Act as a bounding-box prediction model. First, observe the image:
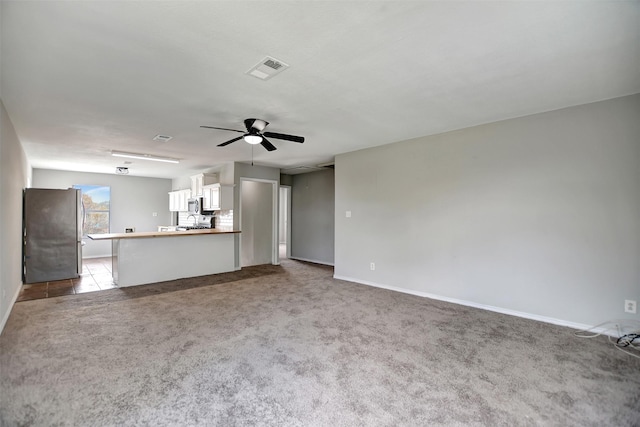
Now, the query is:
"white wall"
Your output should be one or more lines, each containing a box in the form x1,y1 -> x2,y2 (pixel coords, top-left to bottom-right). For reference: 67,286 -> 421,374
0,100 -> 32,332
335,94 -> 640,328
291,169 -> 335,265
33,169 -> 172,258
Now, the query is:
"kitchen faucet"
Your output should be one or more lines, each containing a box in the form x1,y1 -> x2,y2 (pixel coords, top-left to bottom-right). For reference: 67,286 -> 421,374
187,214 -> 198,226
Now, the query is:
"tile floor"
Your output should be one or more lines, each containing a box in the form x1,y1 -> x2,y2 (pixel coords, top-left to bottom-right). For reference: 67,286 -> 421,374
18,257 -> 117,302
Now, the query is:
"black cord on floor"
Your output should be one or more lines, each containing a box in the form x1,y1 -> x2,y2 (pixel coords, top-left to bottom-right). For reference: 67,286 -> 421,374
574,320 -> 640,359
616,333 -> 640,347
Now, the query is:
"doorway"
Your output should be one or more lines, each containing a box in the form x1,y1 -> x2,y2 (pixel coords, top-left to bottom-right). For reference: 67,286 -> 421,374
239,178 -> 278,267
279,186 -> 291,260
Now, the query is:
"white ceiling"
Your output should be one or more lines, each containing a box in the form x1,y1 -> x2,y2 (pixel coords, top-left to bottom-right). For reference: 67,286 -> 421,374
2,1 -> 639,179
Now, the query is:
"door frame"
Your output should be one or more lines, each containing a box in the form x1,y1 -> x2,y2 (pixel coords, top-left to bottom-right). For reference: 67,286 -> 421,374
239,177 -> 279,266
279,185 -> 292,259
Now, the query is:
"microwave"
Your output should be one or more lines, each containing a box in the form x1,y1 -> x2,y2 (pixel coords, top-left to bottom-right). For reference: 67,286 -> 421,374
187,197 -> 201,214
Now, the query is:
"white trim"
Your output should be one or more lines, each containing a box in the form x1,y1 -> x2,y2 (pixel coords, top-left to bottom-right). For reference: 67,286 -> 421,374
279,185 -> 292,259
333,275 -> 609,334
291,257 -> 335,267
0,282 -> 22,334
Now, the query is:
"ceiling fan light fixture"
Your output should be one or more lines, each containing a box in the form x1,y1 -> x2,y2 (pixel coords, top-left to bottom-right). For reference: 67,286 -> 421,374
243,134 -> 263,145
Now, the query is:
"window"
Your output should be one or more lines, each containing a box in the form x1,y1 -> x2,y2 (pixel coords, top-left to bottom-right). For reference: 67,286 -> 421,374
74,185 -> 110,235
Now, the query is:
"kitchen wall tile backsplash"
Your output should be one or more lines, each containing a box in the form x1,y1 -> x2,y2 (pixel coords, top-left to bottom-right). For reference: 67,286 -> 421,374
216,210 -> 233,230
177,209 -> 233,229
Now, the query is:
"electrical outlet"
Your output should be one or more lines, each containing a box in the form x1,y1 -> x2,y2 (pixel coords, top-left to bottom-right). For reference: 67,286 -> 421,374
370,262 -> 375,271
625,300 -> 637,314
152,212 -> 158,217
346,211 -> 352,218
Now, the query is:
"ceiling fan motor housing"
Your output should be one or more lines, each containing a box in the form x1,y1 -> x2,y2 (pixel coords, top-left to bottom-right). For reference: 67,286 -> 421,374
245,118 -> 268,132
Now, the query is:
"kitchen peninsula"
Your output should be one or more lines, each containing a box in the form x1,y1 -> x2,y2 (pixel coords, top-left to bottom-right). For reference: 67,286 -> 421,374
88,229 -> 240,287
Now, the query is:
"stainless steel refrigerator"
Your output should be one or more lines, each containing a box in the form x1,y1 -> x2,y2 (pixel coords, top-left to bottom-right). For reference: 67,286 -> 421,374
23,188 -> 82,283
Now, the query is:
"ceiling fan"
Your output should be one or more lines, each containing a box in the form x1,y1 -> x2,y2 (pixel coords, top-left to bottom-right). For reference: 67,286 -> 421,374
200,118 -> 304,152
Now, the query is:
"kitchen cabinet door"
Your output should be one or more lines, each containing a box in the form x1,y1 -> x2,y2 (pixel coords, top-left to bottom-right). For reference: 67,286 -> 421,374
169,191 -> 179,211
202,186 -> 211,210
202,184 -> 219,210
202,184 -> 233,210
169,189 -> 191,212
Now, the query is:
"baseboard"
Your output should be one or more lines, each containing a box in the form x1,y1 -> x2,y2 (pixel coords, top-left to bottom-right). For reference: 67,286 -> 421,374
289,257 -> 334,267
333,274 -> 616,335
0,282 -> 22,334
82,254 -> 112,259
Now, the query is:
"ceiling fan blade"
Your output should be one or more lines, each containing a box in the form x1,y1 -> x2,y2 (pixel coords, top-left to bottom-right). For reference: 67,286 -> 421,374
201,125 -> 244,133
263,132 -> 304,143
260,137 -> 277,152
217,136 -> 244,147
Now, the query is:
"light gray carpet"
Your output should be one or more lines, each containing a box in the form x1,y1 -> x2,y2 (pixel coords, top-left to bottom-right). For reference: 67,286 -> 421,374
1,259 -> 639,426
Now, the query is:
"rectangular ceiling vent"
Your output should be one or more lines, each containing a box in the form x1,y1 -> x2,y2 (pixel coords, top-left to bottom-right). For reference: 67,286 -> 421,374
247,56 -> 290,81
153,135 -> 173,142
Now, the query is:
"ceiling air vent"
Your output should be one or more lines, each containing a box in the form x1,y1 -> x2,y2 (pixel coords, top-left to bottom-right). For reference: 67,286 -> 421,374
153,135 -> 173,142
247,56 -> 290,81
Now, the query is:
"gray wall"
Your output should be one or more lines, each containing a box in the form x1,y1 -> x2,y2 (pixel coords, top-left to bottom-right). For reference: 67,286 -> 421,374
335,94 -> 640,328
33,169 -> 172,258
280,174 -> 293,186
291,169 -> 335,265
1,100 -> 32,332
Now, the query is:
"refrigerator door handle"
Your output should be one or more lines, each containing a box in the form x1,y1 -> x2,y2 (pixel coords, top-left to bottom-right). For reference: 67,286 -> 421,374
78,192 -> 85,242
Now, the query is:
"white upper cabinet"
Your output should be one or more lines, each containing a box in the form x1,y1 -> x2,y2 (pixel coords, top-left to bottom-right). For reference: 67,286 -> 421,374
190,173 -> 217,197
168,189 -> 191,212
202,183 -> 233,211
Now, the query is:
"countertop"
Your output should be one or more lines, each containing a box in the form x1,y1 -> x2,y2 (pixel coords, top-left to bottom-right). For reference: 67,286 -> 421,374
87,228 -> 240,240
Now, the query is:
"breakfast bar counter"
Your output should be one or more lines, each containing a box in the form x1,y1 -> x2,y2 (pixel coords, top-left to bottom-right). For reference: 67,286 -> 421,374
88,229 -> 240,287
89,228 -> 240,240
